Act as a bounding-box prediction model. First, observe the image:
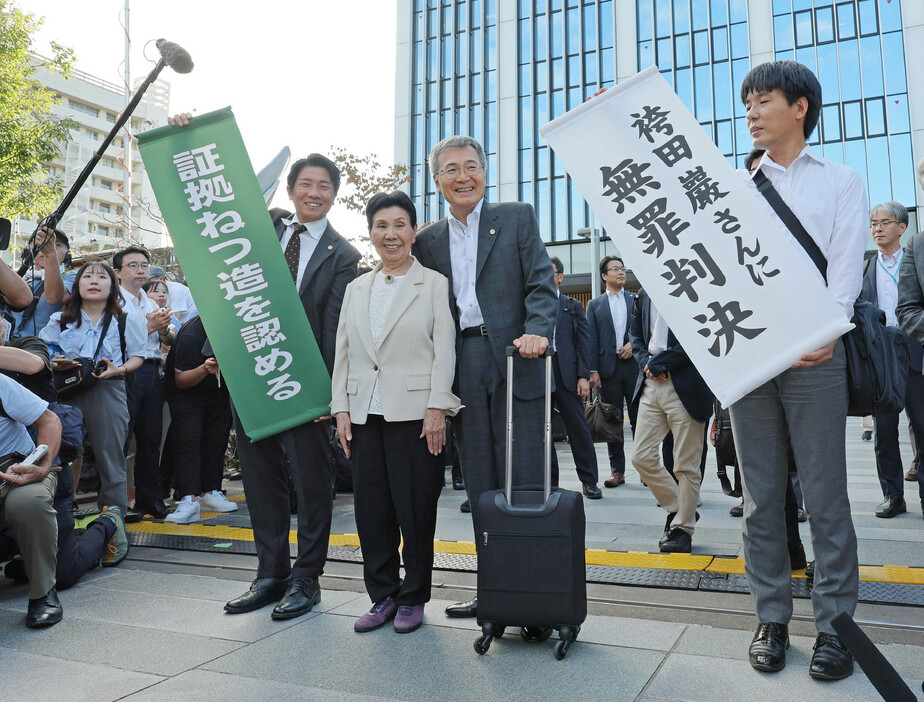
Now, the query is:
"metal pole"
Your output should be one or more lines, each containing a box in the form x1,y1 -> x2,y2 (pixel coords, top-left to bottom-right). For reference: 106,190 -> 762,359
123,0 -> 133,240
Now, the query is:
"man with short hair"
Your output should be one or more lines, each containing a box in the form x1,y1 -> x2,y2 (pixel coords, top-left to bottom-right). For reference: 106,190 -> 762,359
586,255 -> 638,487
549,256 -> 600,498
860,201 -> 922,519
895,155 -> 924,521
114,246 -> 174,520
731,61 -> 867,681
413,135 -> 558,621
11,227 -> 75,339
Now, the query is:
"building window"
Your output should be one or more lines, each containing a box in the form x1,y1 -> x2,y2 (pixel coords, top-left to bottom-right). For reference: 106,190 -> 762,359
69,100 -> 99,119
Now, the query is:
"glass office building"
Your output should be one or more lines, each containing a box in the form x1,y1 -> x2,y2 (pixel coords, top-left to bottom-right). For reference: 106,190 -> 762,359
395,0 -> 923,283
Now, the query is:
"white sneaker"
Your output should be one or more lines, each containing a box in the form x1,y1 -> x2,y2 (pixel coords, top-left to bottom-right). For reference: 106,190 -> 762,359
199,490 -> 238,512
165,496 -> 200,524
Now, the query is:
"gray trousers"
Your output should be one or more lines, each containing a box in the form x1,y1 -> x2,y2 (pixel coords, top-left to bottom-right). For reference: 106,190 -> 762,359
1,472 -> 58,599
72,379 -> 129,513
454,335 -> 548,543
729,343 -> 858,633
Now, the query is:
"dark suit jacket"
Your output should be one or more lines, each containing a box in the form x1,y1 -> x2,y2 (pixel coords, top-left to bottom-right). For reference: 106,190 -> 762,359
586,290 -> 636,379
270,208 -> 360,375
554,293 -> 592,393
628,290 -> 713,424
864,250 -> 923,372
412,201 -> 558,400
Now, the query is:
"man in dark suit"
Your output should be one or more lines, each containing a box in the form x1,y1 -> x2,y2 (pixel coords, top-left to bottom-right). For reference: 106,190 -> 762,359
629,290 -> 713,553
413,135 -> 558,620
223,154 -> 361,619
549,256 -> 600,498
586,256 -> 638,487
861,201 -> 923,519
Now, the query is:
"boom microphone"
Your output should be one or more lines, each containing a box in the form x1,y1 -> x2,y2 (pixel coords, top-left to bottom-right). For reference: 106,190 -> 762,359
155,39 -> 194,74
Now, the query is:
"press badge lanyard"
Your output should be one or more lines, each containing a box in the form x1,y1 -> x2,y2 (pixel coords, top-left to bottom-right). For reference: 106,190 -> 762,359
878,253 -> 901,286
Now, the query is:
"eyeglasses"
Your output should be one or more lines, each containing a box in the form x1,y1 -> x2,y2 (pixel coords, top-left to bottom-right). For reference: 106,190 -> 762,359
436,161 -> 484,179
606,265 -> 626,272
122,262 -> 150,270
870,220 -> 900,228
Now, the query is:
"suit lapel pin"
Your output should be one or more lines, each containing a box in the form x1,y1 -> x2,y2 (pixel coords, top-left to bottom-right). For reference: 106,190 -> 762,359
489,228 -> 496,236
327,245 -> 333,250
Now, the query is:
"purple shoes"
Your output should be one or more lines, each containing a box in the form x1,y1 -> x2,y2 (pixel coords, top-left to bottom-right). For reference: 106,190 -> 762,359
354,596 -> 397,632
394,604 -> 424,634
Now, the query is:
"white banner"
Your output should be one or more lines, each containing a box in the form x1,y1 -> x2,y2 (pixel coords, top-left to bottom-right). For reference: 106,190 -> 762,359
540,66 -> 853,407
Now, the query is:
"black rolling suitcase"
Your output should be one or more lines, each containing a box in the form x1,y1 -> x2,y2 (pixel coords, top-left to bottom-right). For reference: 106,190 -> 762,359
474,347 -> 587,660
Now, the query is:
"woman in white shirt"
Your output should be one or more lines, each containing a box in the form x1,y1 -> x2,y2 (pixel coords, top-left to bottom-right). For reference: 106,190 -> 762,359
41,261 -> 146,516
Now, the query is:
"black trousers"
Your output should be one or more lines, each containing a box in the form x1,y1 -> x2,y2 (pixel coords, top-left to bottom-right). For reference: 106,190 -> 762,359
352,415 -> 444,605
54,461 -> 116,590
874,370 -> 924,500
599,359 -> 638,474
551,355 -> 598,486
128,362 -> 164,505
169,393 -> 232,498
234,412 -> 332,580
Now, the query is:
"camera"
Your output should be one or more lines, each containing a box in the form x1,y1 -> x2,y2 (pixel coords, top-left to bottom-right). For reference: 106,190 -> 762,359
93,360 -> 109,376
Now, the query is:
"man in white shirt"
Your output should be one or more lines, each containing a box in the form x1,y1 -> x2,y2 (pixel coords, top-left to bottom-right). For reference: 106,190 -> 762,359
731,61 -> 867,682
114,246 -> 174,520
586,256 -> 638,486
861,202 -> 922,519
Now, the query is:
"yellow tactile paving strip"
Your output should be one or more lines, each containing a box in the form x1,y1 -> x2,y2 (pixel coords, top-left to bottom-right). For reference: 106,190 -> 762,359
124,520 -> 924,585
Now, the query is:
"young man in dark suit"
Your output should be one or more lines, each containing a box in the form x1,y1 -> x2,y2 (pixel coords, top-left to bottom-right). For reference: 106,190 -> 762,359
549,256 -> 600,498
412,135 -> 558,621
586,256 -> 638,487
170,110 -> 361,621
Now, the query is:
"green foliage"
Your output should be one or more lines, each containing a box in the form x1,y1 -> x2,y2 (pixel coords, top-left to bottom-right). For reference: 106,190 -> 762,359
0,0 -> 76,219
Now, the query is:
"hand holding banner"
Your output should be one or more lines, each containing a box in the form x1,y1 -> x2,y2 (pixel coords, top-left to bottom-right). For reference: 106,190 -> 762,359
540,67 -> 854,407
138,108 -> 332,441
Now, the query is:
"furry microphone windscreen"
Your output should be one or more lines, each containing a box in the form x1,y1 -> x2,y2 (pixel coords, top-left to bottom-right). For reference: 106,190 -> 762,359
155,39 -> 194,74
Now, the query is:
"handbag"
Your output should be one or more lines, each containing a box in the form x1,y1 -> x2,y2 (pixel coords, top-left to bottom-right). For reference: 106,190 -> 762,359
53,313 -> 124,399
584,388 -> 624,443
753,170 -> 910,416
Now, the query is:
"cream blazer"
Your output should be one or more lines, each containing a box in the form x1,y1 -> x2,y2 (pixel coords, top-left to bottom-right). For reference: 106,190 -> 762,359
330,258 -> 461,424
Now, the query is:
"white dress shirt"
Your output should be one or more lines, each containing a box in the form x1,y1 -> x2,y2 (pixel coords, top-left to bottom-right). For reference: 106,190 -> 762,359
120,287 -> 163,360
743,146 -> 868,321
166,280 -> 198,327
875,249 -> 903,328
648,300 -> 669,357
280,215 -> 327,291
606,289 -> 628,347
448,198 -> 485,330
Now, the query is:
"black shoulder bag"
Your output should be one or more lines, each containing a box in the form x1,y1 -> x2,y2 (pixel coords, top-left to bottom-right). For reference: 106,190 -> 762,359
753,170 -> 909,416
53,313 -> 124,399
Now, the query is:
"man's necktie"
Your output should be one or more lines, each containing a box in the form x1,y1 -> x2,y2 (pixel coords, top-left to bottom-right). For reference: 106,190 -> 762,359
285,223 -> 306,282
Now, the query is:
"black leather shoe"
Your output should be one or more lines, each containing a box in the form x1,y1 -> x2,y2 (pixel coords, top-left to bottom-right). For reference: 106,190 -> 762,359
452,474 -> 465,490
659,527 -> 692,553
659,511 -> 699,546
789,543 -> 807,571
521,626 -> 553,642
26,588 -> 63,629
271,577 -> 321,620
809,633 -> 853,680
875,496 -> 906,518
805,561 -> 815,580
460,498 -> 471,513
581,483 -> 602,499
445,597 -> 477,618
749,622 -> 789,672
730,502 -> 744,517
224,577 -> 289,614
133,499 -> 168,520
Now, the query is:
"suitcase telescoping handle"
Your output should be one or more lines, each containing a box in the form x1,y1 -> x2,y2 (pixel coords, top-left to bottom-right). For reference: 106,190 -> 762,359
505,345 -> 553,506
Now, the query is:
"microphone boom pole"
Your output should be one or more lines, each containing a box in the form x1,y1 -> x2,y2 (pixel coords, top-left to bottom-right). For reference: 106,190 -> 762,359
21,39 -> 193,272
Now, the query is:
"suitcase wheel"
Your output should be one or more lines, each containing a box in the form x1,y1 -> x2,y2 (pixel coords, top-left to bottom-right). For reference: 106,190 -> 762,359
553,625 -> 580,660
553,640 -> 569,660
495,626 -> 506,638
474,634 -> 492,655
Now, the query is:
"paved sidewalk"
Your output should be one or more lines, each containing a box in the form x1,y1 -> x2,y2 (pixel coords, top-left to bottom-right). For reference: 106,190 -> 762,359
0,566 -> 921,702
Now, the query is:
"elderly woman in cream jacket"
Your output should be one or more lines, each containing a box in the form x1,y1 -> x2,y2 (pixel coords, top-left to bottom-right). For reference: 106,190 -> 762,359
331,190 -> 461,635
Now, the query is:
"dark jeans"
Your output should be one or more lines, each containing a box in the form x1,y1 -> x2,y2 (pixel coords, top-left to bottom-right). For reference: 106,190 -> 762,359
168,393 -> 232,498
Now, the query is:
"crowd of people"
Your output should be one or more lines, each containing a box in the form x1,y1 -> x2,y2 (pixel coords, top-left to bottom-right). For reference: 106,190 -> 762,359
0,59 -> 921,689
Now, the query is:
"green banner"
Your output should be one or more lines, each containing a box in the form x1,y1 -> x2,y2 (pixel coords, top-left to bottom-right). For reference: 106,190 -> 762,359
137,107 -> 331,441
